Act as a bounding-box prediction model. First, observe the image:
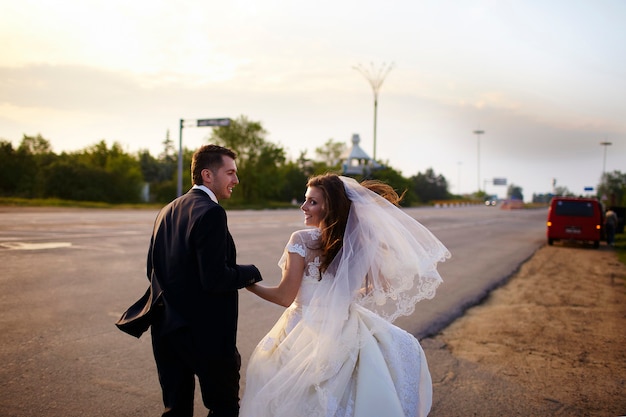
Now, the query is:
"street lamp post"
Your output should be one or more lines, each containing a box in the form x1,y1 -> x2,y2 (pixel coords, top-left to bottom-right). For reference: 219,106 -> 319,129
353,62 -> 394,162
473,129 -> 485,192
457,161 -> 462,196
177,119 -> 184,197
600,141 -> 612,176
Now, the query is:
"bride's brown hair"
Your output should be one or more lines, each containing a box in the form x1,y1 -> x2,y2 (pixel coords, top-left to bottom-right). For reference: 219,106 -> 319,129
307,174 -> 403,273
306,174 -> 351,273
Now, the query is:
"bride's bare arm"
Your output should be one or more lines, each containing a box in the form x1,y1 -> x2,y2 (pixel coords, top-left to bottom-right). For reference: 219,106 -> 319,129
245,252 -> 305,307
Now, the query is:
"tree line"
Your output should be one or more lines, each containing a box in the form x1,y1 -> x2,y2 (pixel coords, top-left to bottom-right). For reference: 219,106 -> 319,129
0,116 -> 457,207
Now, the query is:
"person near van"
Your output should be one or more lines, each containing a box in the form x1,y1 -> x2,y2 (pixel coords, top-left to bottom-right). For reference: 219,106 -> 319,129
605,209 -> 618,246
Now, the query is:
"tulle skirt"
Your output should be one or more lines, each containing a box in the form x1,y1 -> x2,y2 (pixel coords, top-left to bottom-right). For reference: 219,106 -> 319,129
240,303 -> 432,417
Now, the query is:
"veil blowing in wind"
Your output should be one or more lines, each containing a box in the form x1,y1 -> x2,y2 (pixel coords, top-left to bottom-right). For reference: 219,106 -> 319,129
241,175 -> 450,417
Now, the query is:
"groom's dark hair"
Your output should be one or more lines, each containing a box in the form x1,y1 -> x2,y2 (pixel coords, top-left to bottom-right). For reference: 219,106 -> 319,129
191,144 -> 237,185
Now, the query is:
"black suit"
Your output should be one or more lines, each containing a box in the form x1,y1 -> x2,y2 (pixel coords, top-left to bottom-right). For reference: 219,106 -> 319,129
148,188 -> 261,417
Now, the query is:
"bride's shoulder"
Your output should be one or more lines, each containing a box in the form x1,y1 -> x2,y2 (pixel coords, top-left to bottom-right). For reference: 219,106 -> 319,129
289,228 -> 321,242
286,228 -> 320,257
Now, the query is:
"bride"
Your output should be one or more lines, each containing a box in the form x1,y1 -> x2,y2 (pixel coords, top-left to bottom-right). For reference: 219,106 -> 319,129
241,174 -> 450,417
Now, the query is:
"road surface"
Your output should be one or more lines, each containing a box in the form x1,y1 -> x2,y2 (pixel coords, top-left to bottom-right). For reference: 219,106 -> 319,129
0,204 -> 547,416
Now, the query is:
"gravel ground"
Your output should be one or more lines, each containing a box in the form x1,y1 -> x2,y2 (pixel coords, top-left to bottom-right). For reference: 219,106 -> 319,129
423,243 -> 626,417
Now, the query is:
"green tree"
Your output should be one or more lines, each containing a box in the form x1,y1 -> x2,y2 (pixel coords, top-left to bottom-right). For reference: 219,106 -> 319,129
138,150 -> 162,183
16,134 -> 56,198
160,129 -> 177,165
296,150 -> 315,178
368,166 -> 417,206
43,140 -> 144,203
277,160 -> 309,204
410,168 -> 450,203
18,134 -> 52,155
210,116 -> 287,204
0,140 -> 21,196
137,132 -> 178,203
598,170 -> 626,206
254,141 -> 287,201
315,139 -> 346,171
105,148 -> 144,203
43,158 -> 109,202
138,149 -> 178,203
79,141 -> 143,202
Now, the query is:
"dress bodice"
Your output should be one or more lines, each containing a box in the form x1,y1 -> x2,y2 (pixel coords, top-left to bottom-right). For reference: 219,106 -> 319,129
280,228 -> 324,308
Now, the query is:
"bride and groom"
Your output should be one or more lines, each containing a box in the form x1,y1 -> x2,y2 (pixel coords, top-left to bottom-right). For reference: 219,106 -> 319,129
116,145 -> 450,417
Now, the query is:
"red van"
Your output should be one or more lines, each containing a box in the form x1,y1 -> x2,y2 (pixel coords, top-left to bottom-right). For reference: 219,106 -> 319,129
546,197 -> 603,248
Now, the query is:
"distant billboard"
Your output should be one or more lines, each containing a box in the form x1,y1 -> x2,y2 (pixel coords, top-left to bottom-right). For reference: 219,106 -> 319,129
493,177 -> 507,186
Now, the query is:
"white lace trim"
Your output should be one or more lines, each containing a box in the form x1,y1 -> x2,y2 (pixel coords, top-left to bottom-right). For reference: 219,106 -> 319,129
287,242 -> 306,257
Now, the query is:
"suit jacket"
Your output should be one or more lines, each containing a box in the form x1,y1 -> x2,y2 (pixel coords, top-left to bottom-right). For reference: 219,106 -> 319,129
117,188 -> 261,349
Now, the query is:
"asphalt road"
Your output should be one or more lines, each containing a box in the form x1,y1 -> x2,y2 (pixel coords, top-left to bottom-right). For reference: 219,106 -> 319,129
0,204 -> 547,416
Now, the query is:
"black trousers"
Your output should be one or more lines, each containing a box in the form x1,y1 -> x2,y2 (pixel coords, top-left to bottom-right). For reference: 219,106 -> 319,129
151,326 -> 241,417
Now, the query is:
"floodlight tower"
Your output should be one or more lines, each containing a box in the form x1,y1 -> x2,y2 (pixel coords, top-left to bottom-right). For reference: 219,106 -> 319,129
353,62 -> 394,162
600,140 -> 612,176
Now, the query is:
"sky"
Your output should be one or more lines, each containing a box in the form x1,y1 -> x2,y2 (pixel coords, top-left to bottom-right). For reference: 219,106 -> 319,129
1,0 -> 625,201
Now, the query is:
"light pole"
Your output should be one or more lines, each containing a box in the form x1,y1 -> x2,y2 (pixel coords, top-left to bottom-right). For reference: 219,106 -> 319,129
600,141 -> 612,176
473,129 -> 485,192
353,62 -> 394,162
457,161 -> 462,195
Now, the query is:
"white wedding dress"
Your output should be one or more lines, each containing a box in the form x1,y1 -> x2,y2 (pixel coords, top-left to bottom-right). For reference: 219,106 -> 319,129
240,177 -> 450,417
241,230 -> 438,417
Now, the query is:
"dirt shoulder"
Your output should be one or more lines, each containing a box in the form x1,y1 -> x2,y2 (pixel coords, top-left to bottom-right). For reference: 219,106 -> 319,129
423,243 -> 626,417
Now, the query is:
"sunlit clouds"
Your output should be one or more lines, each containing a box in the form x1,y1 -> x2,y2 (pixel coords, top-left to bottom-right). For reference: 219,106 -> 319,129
1,0 -> 624,199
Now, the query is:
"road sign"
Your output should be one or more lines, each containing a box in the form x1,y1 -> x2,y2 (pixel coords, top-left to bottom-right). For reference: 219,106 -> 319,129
584,187 -> 594,191
493,177 -> 507,186
197,118 -> 231,127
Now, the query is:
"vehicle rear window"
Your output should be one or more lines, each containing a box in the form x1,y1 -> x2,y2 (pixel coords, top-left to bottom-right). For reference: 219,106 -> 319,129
554,201 -> 595,217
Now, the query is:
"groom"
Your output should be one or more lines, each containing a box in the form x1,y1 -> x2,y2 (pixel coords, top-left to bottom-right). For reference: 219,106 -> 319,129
145,144 -> 262,417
